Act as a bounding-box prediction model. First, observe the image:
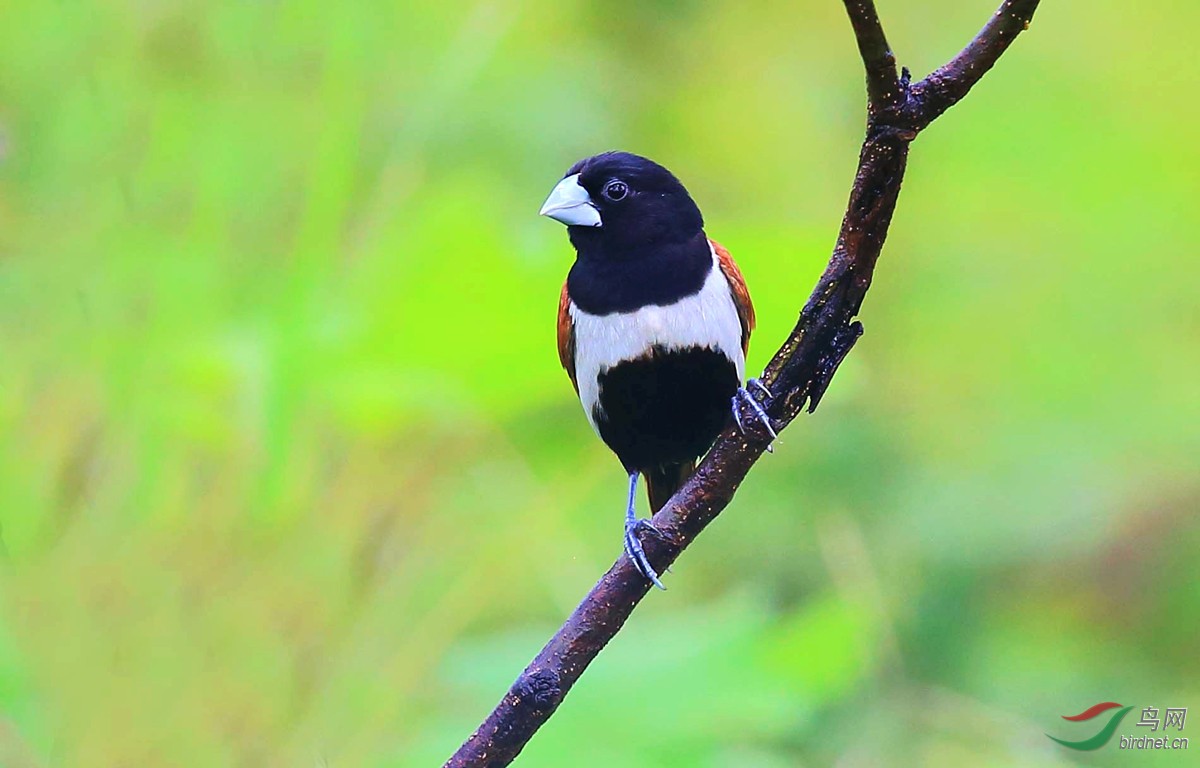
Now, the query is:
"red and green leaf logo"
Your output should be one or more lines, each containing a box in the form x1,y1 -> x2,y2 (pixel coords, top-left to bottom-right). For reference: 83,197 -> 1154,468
1047,702 -> 1134,751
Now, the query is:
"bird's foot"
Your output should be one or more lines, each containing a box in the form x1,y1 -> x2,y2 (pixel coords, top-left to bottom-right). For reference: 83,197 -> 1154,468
624,517 -> 667,590
749,377 -> 773,400
733,378 -> 778,452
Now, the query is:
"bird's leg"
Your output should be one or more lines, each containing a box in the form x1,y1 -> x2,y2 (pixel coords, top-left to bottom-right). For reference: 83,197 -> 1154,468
622,472 -> 666,590
733,378 -> 778,451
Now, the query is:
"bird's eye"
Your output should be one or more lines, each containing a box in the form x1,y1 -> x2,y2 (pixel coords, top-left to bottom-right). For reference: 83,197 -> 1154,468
603,180 -> 629,202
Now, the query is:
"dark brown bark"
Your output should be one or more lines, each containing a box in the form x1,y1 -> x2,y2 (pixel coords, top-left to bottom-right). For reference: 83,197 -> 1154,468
445,2 -> 1042,765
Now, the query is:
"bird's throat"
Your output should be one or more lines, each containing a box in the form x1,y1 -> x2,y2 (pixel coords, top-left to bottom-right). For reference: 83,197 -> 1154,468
566,231 -> 711,315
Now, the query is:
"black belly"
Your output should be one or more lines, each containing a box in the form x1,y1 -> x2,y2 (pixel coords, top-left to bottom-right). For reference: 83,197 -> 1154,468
594,345 -> 739,472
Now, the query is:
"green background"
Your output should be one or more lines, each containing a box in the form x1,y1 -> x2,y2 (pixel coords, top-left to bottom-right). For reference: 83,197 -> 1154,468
0,1 -> 1196,765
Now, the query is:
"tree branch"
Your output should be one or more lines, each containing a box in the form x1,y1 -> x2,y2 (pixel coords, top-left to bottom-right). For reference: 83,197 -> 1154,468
843,1 -> 901,111
445,2 -> 1041,765
909,0 -> 1041,128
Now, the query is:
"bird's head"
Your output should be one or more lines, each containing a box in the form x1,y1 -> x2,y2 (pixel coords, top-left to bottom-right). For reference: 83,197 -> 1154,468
539,151 -> 704,256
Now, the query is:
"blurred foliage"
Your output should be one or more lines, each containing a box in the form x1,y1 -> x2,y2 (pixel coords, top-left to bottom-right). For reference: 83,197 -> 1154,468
0,0 -> 1197,766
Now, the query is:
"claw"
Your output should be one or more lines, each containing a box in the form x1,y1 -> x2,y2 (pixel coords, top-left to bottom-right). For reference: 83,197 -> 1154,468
624,518 -> 666,590
749,378 -> 773,400
732,382 -> 778,451
623,473 -> 667,590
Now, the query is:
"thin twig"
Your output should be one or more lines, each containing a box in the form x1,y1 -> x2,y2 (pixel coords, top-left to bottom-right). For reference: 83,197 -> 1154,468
842,0 -> 901,110
445,2 -> 1041,765
911,0 -> 1043,127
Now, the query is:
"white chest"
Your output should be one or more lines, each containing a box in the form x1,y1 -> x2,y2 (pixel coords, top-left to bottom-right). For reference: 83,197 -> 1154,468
569,254 -> 745,433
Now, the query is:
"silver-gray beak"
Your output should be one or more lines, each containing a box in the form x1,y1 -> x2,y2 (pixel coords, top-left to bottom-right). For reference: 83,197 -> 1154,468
539,173 -> 602,228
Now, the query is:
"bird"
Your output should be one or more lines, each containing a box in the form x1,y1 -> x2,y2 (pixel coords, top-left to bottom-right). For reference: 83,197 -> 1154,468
539,151 -> 776,588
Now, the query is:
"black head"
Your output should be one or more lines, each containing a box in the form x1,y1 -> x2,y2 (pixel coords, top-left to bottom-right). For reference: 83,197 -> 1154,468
540,151 -> 714,313
539,151 -> 704,257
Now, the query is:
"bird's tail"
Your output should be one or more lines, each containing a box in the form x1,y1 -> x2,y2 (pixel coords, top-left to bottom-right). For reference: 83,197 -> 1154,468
643,461 -> 696,514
